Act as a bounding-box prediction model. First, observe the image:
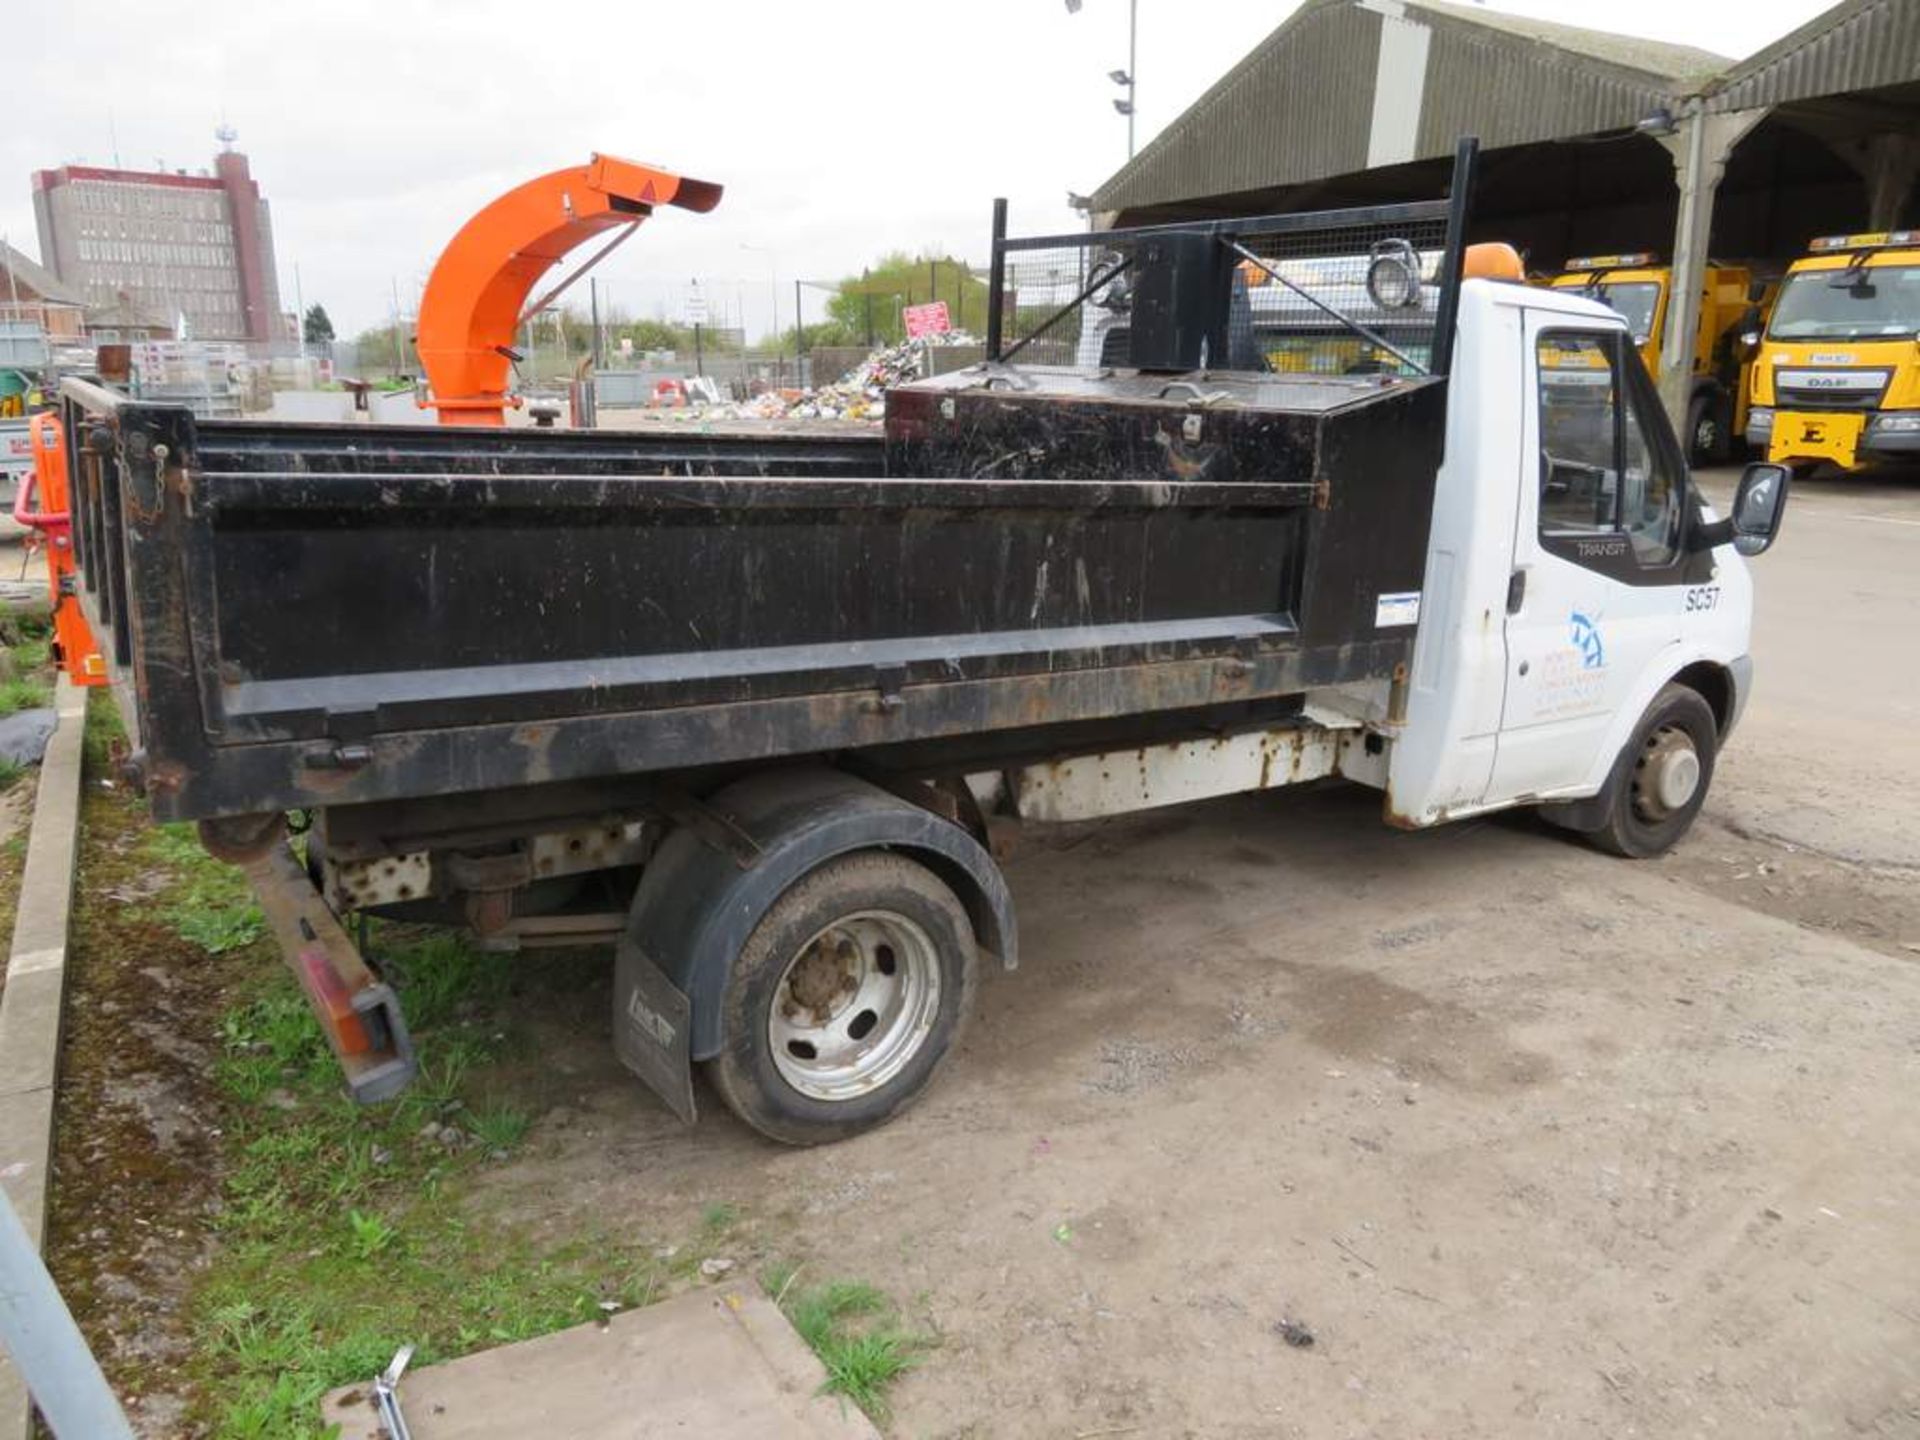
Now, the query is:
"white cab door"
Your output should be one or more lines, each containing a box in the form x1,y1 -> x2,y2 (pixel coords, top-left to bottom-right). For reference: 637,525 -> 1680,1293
1486,312 -> 1707,803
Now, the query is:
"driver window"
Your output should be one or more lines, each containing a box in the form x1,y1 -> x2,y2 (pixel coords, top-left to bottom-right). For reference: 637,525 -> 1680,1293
1535,330 -> 1682,568
1537,333 -> 1618,535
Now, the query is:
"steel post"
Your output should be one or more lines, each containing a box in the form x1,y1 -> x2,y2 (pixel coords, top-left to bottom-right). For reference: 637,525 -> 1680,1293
0,1188 -> 133,1439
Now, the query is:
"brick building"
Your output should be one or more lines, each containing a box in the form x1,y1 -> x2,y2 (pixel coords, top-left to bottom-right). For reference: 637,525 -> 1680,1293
31,141 -> 284,346
0,239 -> 86,341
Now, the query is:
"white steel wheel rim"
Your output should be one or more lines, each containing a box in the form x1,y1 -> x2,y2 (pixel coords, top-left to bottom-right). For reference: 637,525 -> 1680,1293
1633,725 -> 1700,822
769,910 -> 942,1103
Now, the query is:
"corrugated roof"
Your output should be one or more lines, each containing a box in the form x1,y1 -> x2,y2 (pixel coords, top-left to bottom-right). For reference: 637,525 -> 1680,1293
1406,0 -> 1728,82
0,240 -> 84,307
1706,0 -> 1920,111
1092,0 -> 1730,214
1093,2 -> 1378,217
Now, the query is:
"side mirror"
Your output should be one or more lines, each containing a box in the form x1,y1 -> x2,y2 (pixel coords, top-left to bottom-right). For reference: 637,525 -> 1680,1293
1730,461 -> 1789,555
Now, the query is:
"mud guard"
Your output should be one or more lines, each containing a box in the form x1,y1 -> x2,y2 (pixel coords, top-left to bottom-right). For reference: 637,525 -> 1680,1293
611,942 -> 697,1123
613,768 -> 1016,1123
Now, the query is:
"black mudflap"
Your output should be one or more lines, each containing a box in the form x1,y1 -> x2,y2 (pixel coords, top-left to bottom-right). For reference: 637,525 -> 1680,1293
613,937 -> 696,1123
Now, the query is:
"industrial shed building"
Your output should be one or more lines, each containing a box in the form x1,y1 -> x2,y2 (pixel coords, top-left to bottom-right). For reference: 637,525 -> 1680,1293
1091,0 -> 1920,420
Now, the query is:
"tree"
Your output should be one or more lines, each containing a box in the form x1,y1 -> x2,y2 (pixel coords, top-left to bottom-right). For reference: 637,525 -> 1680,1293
773,319 -> 858,354
826,252 -> 986,348
348,322 -> 411,379
302,303 -> 335,346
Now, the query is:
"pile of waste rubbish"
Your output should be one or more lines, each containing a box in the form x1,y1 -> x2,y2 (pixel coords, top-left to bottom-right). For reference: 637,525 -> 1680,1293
669,333 -> 980,424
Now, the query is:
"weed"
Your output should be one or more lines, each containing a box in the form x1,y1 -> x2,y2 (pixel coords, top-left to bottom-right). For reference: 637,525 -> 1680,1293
182,924 -> 688,1436
175,904 -> 268,954
772,1272 -> 926,1421
144,821 -> 268,954
465,1104 -> 529,1155
380,930 -> 514,1031
347,1210 -> 398,1259
0,758 -> 22,793
65,782 -> 727,1438
8,633 -> 50,675
82,688 -> 123,774
0,677 -> 50,715
3,614 -> 52,683
702,1202 -> 739,1234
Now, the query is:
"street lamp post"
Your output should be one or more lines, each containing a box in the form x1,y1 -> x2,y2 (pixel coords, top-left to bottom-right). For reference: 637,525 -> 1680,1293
1066,0 -> 1138,160
740,242 -> 780,383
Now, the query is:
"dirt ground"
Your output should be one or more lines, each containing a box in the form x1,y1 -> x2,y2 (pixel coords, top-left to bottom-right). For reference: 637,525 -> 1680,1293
464,465 -> 1920,1439
18,464 -> 1920,1437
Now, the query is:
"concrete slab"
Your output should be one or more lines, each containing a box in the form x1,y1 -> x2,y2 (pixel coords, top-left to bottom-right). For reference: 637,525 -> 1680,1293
0,969 -> 67,1099
321,1281 -> 880,1440
0,676 -> 88,1440
4,678 -> 84,972
0,1087 -> 56,1249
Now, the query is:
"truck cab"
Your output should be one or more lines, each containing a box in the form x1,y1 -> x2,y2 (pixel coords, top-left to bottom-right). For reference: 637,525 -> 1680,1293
1546,254 -> 1767,462
1390,279 -> 1779,849
1748,231 -> 1920,472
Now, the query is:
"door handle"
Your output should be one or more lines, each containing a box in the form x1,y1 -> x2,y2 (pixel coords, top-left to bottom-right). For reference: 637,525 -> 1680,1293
1506,568 -> 1527,615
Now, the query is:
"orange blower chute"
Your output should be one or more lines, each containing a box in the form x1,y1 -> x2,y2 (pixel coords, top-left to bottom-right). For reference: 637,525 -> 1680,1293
415,154 -> 722,426
12,413 -> 106,686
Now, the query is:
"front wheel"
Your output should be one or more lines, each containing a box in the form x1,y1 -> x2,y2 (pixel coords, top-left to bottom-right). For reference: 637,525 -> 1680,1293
1687,394 -> 1729,464
1588,684 -> 1719,858
705,851 -> 978,1145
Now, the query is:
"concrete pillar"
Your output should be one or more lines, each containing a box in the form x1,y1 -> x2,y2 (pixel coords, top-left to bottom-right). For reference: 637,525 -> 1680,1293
1657,106 -> 1767,434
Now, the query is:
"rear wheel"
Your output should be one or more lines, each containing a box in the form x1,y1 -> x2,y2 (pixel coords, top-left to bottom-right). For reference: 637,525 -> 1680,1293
1588,684 -> 1718,858
705,851 -> 978,1145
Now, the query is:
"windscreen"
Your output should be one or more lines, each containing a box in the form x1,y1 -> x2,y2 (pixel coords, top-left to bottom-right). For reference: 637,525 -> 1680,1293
1768,263 -> 1920,341
1582,281 -> 1662,343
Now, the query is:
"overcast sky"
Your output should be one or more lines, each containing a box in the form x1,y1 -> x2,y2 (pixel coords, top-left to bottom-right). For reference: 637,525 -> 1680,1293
6,0 -> 1829,340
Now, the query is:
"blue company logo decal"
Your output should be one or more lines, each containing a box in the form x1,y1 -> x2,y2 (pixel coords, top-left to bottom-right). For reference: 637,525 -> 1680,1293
1569,611 -> 1605,670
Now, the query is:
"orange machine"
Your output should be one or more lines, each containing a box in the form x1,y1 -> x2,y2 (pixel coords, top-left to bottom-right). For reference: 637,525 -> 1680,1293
12,413 -> 106,685
415,154 -> 722,426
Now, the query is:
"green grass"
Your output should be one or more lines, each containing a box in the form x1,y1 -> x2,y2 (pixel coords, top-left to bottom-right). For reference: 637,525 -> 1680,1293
765,1266 -> 927,1421
56,696 -> 759,1437
144,822 -> 266,954
2,612 -> 51,672
82,688 -> 122,773
188,922 -> 707,1438
0,612 -> 52,717
0,757 -> 22,793
347,1209 -> 398,1259
0,677 -> 49,716
465,1103 -> 530,1155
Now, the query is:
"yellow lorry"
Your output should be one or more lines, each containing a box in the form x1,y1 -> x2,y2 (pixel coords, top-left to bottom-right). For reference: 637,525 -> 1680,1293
1747,231 -> 1920,473
1547,254 -> 1766,462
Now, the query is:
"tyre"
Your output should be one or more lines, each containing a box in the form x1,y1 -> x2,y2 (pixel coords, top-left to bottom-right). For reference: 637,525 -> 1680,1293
1588,683 -> 1718,859
704,851 -> 978,1145
1687,394 -> 1728,464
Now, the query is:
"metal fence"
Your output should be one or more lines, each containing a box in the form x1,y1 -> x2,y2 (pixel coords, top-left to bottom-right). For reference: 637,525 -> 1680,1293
985,139 -> 1475,378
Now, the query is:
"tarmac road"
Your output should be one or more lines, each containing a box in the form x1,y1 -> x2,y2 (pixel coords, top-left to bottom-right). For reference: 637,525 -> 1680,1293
476,462 -> 1920,1439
